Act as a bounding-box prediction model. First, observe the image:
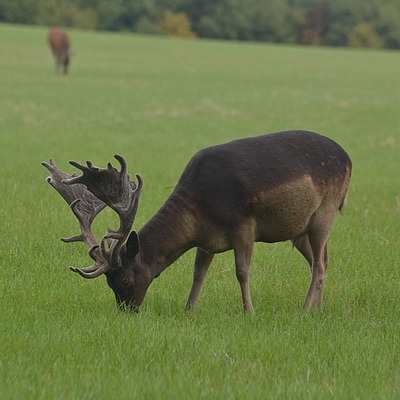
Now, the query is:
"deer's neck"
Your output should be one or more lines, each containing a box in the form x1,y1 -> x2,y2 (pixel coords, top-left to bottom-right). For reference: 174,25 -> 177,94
137,193 -> 198,277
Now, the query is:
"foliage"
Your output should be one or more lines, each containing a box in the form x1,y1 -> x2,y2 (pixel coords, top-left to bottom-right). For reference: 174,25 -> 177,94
0,0 -> 400,49
34,0 -> 91,28
195,0 -> 302,43
348,23 -> 383,49
375,3 -> 400,49
0,0 -> 37,24
158,10 -> 197,38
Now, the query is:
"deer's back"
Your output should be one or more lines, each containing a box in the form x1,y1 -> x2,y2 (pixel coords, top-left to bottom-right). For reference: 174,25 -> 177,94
48,27 -> 70,56
173,130 -> 351,243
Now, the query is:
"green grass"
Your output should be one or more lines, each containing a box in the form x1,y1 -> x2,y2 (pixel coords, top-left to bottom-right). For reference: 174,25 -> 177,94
1,23 -> 399,399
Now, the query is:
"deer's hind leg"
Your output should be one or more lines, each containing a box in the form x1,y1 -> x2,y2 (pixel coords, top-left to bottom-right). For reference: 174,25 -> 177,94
302,210 -> 334,310
186,248 -> 214,311
292,235 -> 313,271
292,235 -> 328,274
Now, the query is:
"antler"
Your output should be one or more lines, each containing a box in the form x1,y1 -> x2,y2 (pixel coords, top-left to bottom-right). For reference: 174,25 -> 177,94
42,158 -> 107,247
42,155 -> 143,279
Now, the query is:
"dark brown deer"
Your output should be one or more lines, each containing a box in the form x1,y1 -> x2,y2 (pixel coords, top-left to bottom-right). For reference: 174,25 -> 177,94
42,130 -> 351,313
47,27 -> 71,74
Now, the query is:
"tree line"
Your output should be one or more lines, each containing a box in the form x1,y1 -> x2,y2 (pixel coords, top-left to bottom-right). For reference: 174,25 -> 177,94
1,0 -> 400,49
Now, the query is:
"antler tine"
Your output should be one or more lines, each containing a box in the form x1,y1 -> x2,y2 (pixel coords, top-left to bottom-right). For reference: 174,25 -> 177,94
59,199 -> 95,246
105,173 -> 144,238
67,242 -> 105,278
69,236 -> 120,279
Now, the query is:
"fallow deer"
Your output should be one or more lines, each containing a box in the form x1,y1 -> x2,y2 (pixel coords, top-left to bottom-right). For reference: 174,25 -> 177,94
47,27 -> 71,74
42,130 -> 352,313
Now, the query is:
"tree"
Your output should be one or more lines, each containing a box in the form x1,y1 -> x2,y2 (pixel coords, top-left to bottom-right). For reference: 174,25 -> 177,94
300,2 -> 327,45
0,0 -> 37,24
376,3 -> 400,49
0,0 -> 399,49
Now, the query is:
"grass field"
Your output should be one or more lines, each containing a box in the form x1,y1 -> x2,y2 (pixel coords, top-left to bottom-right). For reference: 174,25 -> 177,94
0,23 -> 399,399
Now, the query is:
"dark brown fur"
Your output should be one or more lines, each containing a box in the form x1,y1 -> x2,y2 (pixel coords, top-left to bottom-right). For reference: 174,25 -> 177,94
47,27 -> 71,74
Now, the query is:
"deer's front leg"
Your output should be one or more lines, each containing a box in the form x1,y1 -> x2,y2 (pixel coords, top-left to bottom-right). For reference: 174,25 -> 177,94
185,248 -> 214,311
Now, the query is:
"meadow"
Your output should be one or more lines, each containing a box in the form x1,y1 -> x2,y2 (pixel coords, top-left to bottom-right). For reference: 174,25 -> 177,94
0,23 -> 399,399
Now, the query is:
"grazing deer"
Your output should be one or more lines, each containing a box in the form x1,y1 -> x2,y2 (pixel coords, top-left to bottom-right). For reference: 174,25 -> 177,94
47,27 -> 71,74
42,130 -> 352,313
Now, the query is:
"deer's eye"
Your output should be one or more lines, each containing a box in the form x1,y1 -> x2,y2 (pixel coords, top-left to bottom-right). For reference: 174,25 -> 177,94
121,277 -> 130,286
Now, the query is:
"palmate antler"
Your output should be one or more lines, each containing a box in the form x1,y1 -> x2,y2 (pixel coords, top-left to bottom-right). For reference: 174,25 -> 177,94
42,155 -> 143,279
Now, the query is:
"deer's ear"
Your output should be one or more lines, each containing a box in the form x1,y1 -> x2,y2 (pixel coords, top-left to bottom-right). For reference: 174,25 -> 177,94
126,231 -> 140,257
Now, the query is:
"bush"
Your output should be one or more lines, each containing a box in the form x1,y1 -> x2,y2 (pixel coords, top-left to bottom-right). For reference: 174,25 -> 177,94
158,10 -> 197,38
348,23 -> 383,49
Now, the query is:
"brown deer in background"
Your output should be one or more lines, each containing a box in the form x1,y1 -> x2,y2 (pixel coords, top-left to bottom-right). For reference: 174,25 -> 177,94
47,27 -> 71,74
42,130 -> 351,313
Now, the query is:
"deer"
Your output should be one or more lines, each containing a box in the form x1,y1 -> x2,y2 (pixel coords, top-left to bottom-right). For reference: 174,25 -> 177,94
42,130 -> 352,314
47,27 -> 71,74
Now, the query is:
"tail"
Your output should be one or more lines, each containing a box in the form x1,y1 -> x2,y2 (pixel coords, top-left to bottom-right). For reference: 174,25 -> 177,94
338,190 -> 350,215
339,161 -> 352,215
